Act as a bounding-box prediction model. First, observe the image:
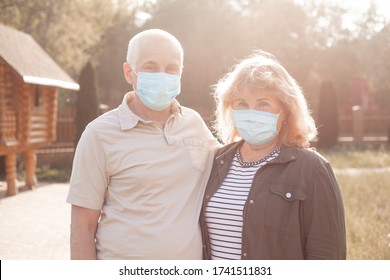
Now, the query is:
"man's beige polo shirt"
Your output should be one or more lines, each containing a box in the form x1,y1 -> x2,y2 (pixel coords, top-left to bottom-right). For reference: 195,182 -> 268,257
67,92 -> 219,259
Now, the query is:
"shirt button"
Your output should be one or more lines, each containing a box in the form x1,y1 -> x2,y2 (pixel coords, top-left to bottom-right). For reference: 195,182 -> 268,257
249,200 -> 254,204
220,160 -> 224,164
243,253 -> 247,257
286,192 -> 292,198
205,195 -> 210,199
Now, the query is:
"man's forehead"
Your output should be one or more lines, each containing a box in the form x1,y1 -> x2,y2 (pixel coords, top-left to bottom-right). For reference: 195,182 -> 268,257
137,39 -> 182,63
139,37 -> 180,53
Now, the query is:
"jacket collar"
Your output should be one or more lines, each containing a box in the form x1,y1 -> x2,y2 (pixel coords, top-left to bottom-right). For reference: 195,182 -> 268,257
215,140 -> 298,165
214,140 -> 299,185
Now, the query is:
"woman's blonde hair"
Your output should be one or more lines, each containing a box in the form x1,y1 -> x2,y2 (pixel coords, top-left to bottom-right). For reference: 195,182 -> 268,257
213,50 -> 317,147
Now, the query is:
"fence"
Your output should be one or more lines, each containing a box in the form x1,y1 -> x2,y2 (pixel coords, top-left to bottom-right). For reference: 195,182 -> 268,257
36,107 -> 75,166
338,106 -> 389,145
36,106 -> 389,167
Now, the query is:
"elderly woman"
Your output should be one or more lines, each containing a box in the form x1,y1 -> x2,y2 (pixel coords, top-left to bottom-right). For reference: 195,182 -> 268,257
200,51 -> 346,260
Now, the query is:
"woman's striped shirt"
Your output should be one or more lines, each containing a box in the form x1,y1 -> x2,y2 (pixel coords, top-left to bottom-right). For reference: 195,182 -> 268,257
205,148 -> 280,260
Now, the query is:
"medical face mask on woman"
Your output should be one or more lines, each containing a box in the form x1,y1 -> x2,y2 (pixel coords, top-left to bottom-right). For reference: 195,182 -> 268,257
233,109 -> 280,146
135,71 -> 181,111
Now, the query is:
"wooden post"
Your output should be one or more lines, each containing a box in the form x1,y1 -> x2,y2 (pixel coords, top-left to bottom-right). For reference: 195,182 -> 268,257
24,149 -> 37,189
47,88 -> 58,143
5,152 -> 17,196
352,105 -> 363,145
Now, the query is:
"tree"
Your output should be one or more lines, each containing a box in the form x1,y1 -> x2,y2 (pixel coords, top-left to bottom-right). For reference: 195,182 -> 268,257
141,0 -> 319,118
0,0 -> 115,77
0,0 -> 142,110
317,80 -> 339,149
74,62 -> 100,146
94,7 -> 139,108
142,0 -> 243,117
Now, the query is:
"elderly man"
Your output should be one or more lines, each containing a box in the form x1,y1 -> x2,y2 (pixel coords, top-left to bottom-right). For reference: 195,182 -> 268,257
67,29 -> 219,259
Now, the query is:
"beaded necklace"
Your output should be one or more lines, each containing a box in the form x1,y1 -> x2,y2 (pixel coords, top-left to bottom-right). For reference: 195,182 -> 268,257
236,146 -> 281,167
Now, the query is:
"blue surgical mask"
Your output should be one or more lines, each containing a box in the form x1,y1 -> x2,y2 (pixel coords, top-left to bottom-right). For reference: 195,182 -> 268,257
135,71 -> 181,111
233,109 -> 280,146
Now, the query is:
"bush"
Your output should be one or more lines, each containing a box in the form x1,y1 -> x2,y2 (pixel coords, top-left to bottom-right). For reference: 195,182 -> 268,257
317,80 -> 339,149
74,62 -> 100,147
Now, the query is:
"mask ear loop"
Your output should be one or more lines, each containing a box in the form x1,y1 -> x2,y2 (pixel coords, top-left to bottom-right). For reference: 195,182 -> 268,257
128,64 -> 138,76
275,114 -> 285,136
276,102 -> 287,135
127,63 -> 139,93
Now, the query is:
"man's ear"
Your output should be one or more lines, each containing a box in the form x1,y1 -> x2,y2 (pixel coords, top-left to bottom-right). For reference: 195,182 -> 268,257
123,63 -> 133,85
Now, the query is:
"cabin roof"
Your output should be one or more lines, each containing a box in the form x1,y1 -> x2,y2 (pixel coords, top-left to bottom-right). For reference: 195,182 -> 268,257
0,23 -> 79,91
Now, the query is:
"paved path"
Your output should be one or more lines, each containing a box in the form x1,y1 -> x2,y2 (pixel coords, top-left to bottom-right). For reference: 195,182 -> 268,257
0,182 -> 70,260
333,166 -> 390,175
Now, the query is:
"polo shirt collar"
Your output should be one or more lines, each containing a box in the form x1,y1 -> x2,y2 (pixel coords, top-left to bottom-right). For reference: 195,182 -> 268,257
117,91 -> 184,130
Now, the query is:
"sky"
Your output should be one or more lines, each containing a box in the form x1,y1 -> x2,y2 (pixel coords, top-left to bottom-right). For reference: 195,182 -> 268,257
337,0 -> 390,32
293,0 -> 390,34
298,0 -> 390,18
134,0 -> 390,30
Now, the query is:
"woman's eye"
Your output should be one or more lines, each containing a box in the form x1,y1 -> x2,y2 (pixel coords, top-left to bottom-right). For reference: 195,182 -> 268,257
258,101 -> 271,108
233,101 -> 247,108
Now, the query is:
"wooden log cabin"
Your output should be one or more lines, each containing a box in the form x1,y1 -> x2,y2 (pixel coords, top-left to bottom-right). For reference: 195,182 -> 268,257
0,24 -> 79,195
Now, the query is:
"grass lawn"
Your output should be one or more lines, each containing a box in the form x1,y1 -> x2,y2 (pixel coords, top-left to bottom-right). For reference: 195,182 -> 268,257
318,146 -> 390,168
318,146 -> 390,259
337,172 -> 390,259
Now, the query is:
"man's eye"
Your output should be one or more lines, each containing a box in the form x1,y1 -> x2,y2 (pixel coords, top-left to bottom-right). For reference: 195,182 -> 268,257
143,65 -> 157,72
166,67 -> 179,74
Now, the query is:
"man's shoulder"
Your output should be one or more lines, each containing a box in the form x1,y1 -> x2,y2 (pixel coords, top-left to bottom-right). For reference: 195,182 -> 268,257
180,106 -> 201,116
179,106 -> 207,123
88,108 -> 119,128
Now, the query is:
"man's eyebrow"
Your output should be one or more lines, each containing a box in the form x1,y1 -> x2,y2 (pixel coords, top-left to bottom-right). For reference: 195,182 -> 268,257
141,60 -> 158,66
167,62 -> 180,66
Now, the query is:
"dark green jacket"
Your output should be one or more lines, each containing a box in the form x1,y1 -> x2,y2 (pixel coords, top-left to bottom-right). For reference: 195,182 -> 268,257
200,141 -> 346,260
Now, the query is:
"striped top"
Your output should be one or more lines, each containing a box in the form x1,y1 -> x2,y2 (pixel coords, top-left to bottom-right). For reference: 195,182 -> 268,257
205,148 -> 280,260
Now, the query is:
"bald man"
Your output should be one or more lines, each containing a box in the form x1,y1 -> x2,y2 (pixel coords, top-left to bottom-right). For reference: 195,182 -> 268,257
67,29 -> 219,259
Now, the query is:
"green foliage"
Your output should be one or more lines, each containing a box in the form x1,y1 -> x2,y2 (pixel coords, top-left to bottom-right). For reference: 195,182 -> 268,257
1,0 -> 389,120
136,0 -> 317,116
94,12 -> 138,107
363,24 -> 390,111
15,164 -> 71,183
35,165 -> 71,182
317,80 -> 339,148
0,0 -> 115,77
